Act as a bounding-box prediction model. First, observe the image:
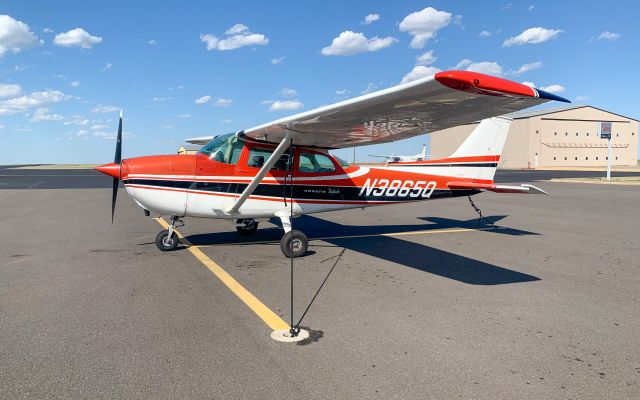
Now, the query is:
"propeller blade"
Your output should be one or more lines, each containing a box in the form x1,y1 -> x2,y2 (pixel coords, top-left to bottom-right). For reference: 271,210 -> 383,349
114,110 -> 123,164
111,177 -> 118,224
111,110 -> 122,223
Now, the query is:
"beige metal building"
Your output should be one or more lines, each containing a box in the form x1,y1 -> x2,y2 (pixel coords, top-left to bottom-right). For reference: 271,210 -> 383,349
177,145 -> 201,155
430,105 -> 639,168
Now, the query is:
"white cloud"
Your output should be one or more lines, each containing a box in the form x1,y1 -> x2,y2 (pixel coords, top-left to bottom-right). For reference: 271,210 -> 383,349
0,123 -> 4,129
177,113 -> 191,119
574,95 -> 589,102
194,95 -> 211,104
529,5 -> 535,11
0,15 -> 41,57
416,50 -> 436,65
54,28 -> 102,49
511,61 -> 542,76
0,83 -> 22,98
479,30 -> 491,38
226,24 -> 249,35
596,31 -> 621,41
540,84 -> 565,93
335,88 -> 349,95
502,3 -> 513,10
64,116 -> 89,125
221,119 -> 232,123
214,98 -> 233,107
361,82 -> 378,94
401,66 -> 441,84
362,14 -> 380,25
281,88 -> 297,97
271,57 -> 285,64
522,81 -> 535,87
0,90 -> 70,115
454,59 -> 503,76
503,27 -> 563,46
148,39 -> 157,45
151,96 -> 173,102
266,100 -> 303,111
101,62 -> 112,71
43,27 -> 54,33
90,123 -> 108,130
70,80 -> 81,88
321,31 -> 397,56
399,7 -> 452,49
200,24 -> 268,51
30,107 -> 64,122
91,105 -> 119,113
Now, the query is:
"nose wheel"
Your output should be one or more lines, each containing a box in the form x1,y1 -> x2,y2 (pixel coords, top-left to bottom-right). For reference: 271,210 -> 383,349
155,216 -> 182,251
280,230 -> 308,258
236,218 -> 259,235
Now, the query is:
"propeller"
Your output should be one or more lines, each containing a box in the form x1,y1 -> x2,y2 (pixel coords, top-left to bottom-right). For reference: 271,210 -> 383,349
95,111 -> 124,223
111,111 -> 123,223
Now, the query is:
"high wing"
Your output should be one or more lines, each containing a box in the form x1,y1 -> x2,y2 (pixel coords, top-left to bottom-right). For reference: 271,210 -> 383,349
241,70 -> 569,149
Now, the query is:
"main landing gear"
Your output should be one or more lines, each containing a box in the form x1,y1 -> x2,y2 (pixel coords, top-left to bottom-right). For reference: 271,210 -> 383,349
278,214 -> 308,258
155,216 -> 182,251
235,218 -> 259,235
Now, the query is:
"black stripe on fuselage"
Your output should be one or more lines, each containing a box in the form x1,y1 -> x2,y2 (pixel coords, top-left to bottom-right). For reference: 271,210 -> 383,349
123,179 -> 479,202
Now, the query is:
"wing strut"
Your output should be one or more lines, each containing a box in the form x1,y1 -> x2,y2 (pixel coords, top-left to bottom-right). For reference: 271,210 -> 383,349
225,131 -> 294,214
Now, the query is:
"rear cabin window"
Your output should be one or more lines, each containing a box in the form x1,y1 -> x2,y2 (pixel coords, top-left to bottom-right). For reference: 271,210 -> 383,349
247,147 -> 291,171
298,153 -> 336,173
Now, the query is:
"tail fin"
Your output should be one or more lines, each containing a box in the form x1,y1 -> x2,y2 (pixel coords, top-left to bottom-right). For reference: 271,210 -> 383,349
447,116 -> 512,181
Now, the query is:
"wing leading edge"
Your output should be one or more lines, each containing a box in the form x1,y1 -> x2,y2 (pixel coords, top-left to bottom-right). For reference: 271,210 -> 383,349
241,70 -> 569,149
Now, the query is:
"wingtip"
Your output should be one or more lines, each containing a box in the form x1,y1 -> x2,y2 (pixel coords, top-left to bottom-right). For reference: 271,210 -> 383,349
534,88 -> 571,103
119,109 -> 123,118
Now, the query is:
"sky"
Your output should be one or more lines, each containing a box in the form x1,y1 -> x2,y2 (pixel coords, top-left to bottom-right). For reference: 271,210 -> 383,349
0,0 -> 638,164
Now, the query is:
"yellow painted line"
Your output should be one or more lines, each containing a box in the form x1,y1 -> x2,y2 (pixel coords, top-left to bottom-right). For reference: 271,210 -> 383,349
154,217 -> 289,331
197,226 -> 496,247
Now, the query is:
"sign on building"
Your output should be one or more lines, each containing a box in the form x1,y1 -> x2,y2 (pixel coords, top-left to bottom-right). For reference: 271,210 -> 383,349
599,121 -> 612,139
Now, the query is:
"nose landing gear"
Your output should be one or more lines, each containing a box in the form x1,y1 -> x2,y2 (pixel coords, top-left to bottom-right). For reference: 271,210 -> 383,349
235,218 -> 259,235
155,216 -> 183,251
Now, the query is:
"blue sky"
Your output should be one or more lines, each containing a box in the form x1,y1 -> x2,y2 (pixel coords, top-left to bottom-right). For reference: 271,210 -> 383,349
0,0 -> 638,164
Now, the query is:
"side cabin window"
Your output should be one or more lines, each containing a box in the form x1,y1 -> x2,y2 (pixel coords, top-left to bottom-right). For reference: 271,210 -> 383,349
247,147 -> 291,171
298,153 -> 336,173
198,134 -> 243,164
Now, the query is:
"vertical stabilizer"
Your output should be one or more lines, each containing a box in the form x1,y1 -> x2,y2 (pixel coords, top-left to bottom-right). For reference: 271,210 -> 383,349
450,117 -> 512,159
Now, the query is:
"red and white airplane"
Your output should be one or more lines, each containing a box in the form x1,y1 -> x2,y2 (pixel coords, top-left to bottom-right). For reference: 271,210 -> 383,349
96,71 -> 568,257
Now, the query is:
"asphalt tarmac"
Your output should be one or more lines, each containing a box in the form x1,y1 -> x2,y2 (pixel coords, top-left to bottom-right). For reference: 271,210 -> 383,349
1,169 -> 639,399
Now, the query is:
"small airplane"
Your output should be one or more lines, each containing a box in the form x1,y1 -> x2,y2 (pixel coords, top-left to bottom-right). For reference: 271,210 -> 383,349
96,71 -> 568,258
369,144 -> 429,163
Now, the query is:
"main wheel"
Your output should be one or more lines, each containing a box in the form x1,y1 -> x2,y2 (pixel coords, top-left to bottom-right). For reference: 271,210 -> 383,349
280,230 -> 308,258
155,230 -> 179,251
236,219 -> 259,235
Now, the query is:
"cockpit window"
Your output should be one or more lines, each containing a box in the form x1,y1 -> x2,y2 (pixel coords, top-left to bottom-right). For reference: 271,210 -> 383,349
198,133 -> 244,164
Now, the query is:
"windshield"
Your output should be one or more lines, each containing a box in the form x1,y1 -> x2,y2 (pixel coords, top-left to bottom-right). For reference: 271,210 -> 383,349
198,133 -> 244,164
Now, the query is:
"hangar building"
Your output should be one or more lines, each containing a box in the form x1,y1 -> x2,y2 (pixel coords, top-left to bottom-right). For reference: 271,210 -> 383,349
430,105 -> 638,168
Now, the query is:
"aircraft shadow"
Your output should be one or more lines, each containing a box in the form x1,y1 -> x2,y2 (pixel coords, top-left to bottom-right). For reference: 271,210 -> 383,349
185,215 -> 540,286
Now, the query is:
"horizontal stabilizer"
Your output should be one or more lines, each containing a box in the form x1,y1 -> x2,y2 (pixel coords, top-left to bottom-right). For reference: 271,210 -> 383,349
448,181 -> 548,195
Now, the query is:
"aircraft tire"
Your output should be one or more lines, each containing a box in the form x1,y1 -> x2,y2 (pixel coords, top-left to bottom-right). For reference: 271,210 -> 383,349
236,219 -> 259,235
280,230 -> 308,258
155,230 -> 179,251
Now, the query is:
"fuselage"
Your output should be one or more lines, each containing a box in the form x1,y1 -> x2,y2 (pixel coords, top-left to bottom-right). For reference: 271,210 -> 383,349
102,135 -> 491,219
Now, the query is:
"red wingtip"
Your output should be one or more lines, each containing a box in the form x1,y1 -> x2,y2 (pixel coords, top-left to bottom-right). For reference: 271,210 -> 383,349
435,70 -> 537,98
96,162 -> 121,179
